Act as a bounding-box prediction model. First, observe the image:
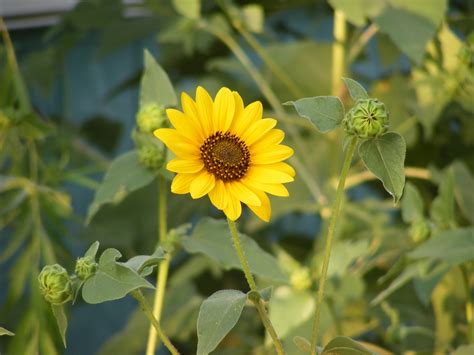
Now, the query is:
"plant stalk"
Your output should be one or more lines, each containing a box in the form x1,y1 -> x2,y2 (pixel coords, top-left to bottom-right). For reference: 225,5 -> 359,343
146,176 -> 171,355
227,218 -> 285,355
310,136 -> 357,353
331,10 -> 347,96
461,265 -> 474,343
132,290 -> 179,355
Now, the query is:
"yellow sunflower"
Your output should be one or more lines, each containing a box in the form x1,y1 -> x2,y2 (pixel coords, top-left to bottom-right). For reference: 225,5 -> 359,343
154,86 -> 295,222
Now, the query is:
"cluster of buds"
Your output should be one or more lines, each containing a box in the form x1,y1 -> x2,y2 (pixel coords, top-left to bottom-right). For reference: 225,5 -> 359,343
343,98 -> 389,139
75,256 -> 98,280
134,104 -> 167,170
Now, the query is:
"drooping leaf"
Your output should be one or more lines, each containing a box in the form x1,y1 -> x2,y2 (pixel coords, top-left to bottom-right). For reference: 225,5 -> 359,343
409,228 -> 474,266
359,132 -> 406,203
82,248 -> 154,304
0,327 -> 14,336
140,49 -> 177,109
451,161 -> 474,224
285,96 -> 344,132
182,218 -> 287,282
86,151 -> 157,223
196,290 -> 247,355
172,0 -> 201,19
401,182 -> 424,223
121,247 -> 166,276
342,77 -> 369,101
51,305 -> 68,347
321,336 -> 373,355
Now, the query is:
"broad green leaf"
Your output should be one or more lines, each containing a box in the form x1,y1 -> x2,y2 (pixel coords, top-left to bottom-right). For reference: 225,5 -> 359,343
197,290 -> 247,355
454,345 -> 474,355
401,182 -> 424,223
51,305 -> 67,347
86,151 -> 157,223
293,336 -> 311,353
321,336 -> 373,355
172,0 -> 200,20
140,49 -> 177,108
373,0 -> 447,64
359,132 -> 406,203
342,77 -> 369,101
182,218 -> 287,282
82,248 -> 154,304
84,241 -> 100,259
285,96 -> 344,132
328,0 -> 384,27
241,4 -> 264,33
121,247 -> 165,276
430,169 -> 455,228
452,161 -> 474,224
0,327 -> 14,336
409,228 -> 474,265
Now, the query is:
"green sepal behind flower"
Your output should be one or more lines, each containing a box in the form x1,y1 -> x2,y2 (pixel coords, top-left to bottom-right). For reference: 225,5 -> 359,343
38,264 -> 73,305
343,98 -> 389,139
136,103 -> 166,133
75,256 -> 98,280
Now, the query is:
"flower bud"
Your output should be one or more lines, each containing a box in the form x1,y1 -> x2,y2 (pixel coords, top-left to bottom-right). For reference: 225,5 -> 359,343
409,220 -> 430,243
343,98 -> 389,139
75,256 -> 98,280
136,104 -> 166,133
138,144 -> 166,170
290,267 -> 312,291
38,264 -> 73,305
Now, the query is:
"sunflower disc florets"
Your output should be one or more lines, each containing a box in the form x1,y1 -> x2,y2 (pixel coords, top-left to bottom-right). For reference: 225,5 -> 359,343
343,98 -> 389,139
75,256 -> 98,280
38,264 -> 73,305
136,104 -> 166,133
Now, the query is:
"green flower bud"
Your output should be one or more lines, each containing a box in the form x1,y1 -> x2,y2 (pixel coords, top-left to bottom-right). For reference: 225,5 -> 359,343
75,256 -> 98,280
290,267 -> 312,291
410,220 -> 430,243
136,104 -> 166,133
343,98 -> 389,139
138,144 -> 165,170
38,264 -> 73,305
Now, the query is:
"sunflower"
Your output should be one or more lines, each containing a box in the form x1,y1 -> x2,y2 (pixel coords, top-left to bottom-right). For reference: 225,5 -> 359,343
154,87 -> 295,222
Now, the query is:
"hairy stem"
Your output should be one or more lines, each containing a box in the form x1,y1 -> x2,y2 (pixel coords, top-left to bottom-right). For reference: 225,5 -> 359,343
461,265 -> 474,343
146,176 -> 171,355
132,290 -> 179,355
227,218 -> 285,355
310,136 -> 357,353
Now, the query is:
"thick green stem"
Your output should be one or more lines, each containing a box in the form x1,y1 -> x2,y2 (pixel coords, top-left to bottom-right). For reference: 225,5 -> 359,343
132,290 -> 180,355
310,137 -> 357,354
227,218 -> 285,355
146,176 -> 171,355
331,10 -> 347,96
461,265 -> 474,343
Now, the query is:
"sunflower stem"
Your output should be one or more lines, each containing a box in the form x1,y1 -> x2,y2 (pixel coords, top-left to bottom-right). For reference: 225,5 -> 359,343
227,218 -> 285,355
132,290 -> 180,355
146,175 -> 171,355
310,136 -> 357,354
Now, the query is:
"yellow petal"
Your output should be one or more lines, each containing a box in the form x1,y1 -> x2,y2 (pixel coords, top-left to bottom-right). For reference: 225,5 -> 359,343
246,166 -> 294,183
223,191 -> 242,221
247,189 -> 271,222
241,118 -> 277,146
213,87 -> 235,133
167,159 -> 204,173
196,86 -> 214,136
171,173 -> 198,194
249,129 -> 285,151
181,92 -> 205,132
259,162 -> 296,177
190,171 -> 215,199
166,108 -> 204,144
251,144 -> 294,164
230,101 -> 262,136
154,128 -> 200,159
228,181 -> 261,206
208,179 -> 227,210
233,91 -> 244,123
242,178 -> 289,197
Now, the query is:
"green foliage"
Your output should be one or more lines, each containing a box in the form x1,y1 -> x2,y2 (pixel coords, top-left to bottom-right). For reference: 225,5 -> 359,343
342,77 -> 369,101
0,327 -> 14,336
359,132 -> 406,202
51,305 -> 68,347
172,0 -> 201,20
196,290 -> 247,355
321,336 -> 373,355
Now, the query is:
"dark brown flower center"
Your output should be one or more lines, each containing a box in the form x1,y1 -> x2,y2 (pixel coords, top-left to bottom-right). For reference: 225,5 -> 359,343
200,131 -> 250,181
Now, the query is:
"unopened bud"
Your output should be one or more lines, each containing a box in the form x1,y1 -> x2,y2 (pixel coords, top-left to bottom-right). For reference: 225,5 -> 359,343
343,98 -> 389,139
38,264 -> 73,305
138,144 -> 165,170
75,256 -> 98,280
136,104 -> 166,133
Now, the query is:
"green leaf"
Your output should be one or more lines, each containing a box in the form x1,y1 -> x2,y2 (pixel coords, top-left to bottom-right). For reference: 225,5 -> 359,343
0,327 -> 14,336
328,0 -> 368,26
430,169 -> 455,228
284,96 -> 344,132
82,248 -> 154,304
182,218 -> 287,282
454,345 -> 474,355
247,286 -> 273,303
373,0 -> 447,64
452,161 -> 474,224
409,228 -> 474,266
196,290 -> 247,355
293,336 -> 311,353
121,247 -> 166,276
84,241 -> 100,259
140,49 -> 177,109
342,77 -> 369,101
401,182 -> 424,223
86,151 -> 157,224
51,305 -> 67,347
321,336 -> 373,355
172,0 -> 200,19
359,132 -> 406,203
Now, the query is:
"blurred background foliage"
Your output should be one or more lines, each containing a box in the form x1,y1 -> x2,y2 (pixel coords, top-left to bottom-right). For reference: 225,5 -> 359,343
0,0 -> 473,354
